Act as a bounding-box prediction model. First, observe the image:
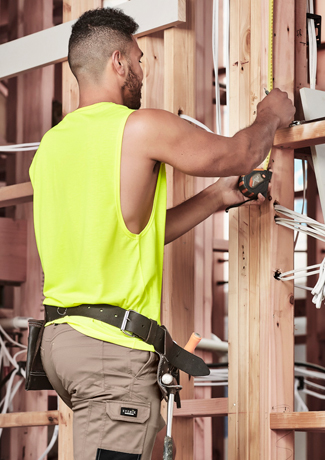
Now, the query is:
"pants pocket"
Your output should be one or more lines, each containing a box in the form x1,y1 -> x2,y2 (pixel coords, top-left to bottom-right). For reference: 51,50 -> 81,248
100,400 -> 150,455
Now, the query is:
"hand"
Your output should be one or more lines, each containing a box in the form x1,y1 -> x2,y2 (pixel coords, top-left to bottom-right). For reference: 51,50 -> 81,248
215,176 -> 267,210
257,88 -> 296,129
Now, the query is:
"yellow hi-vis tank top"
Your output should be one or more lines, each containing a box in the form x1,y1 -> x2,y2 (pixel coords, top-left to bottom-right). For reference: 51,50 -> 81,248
29,102 -> 167,352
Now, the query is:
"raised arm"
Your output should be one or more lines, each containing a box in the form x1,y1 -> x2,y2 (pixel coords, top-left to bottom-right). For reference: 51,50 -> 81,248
126,88 -> 295,177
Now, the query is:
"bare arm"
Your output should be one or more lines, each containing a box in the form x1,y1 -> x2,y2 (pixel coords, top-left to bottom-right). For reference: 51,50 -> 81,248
165,176 -> 265,244
126,89 -> 295,178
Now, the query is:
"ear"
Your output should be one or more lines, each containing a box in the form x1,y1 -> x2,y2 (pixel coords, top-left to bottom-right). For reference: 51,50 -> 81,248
111,50 -> 126,76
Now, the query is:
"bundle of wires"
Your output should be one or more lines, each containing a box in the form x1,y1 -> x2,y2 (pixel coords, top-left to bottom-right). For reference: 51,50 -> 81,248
0,325 -> 26,439
275,204 -> 325,308
195,362 -> 325,412
0,325 -> 58,460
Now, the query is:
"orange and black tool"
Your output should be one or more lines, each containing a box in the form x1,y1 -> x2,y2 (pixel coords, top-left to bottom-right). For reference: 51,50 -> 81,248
238,168 -> 272,199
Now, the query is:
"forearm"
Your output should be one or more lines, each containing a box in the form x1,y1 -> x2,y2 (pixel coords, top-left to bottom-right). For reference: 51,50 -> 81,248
165,183 -> 223,245
232,111 -> 280,173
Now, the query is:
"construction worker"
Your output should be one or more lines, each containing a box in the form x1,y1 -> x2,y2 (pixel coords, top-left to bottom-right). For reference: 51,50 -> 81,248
29,7 -> 295,460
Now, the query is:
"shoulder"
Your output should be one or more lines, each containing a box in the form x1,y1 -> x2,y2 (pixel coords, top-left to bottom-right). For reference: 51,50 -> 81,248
124,108 -> 195,148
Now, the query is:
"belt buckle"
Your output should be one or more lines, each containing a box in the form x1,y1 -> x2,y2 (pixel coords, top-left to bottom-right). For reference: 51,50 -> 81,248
120,309 -> 135,337
57,307 -> 67,316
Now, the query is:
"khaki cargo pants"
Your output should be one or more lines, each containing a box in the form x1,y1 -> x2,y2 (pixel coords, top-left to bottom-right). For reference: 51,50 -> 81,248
41,323 -> 165,460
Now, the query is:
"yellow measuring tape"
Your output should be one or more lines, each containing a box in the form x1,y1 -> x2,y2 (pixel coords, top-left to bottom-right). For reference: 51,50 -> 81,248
263,0 -> 274,169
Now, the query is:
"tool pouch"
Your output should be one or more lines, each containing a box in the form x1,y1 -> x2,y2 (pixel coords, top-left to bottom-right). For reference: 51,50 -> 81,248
25,319 -> 53,391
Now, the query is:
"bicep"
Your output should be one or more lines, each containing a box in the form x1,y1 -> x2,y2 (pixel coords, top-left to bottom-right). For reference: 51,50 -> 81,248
126,109 -> 248,177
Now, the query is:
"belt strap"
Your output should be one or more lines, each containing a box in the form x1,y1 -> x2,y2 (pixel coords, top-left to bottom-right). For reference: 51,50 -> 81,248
44,304 -> 209,377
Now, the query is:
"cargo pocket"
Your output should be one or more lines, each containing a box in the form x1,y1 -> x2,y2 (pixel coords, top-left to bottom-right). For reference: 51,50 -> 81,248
99,400 -> 150,456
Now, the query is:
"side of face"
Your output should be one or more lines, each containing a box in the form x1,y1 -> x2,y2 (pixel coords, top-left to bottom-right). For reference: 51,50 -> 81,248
121,37 -> 144,109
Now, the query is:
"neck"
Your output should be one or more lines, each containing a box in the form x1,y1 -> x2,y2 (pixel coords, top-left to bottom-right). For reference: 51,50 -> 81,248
78,84 -> 124,109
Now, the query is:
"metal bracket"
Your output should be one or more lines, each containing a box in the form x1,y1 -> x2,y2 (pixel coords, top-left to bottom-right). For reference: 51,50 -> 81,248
307,13 -> 322,48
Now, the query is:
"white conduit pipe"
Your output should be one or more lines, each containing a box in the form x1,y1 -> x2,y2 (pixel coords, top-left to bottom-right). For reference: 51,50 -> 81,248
196,333 -> 228,353
0,317 -> 31,330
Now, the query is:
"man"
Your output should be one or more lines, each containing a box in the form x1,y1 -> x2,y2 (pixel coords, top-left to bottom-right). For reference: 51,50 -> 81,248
30,7 -> 295,460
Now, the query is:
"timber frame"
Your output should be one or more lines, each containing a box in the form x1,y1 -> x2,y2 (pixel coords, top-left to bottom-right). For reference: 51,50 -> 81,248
0,0 -> 325,459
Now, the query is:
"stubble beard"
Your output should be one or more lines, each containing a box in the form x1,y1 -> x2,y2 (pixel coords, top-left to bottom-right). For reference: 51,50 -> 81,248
122,65 -> 143,110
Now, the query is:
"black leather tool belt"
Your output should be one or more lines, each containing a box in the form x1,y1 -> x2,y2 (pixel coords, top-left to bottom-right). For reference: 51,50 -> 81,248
45,304 -> 209,377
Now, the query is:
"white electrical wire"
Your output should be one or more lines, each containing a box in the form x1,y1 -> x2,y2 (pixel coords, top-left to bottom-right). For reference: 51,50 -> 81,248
37,397 -> 60,460
0,368 -> 19,438
275,203 -> 325,306
179,114 -> 214,133
0,324 -> 27,349
275,205 -> 325,243
311,258 -> 325,308
307,0 -> 317,90
0,142 -> 40,152
305,379 -> 325,392
37,425 -> 59,460
294,378 -> 309,412
294,160 -> 307,249
277,263 -> 321,281
0,334 -> 20,369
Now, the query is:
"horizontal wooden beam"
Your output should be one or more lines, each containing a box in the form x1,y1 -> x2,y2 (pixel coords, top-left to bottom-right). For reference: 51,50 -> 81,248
270,411 -> 325,431
174,398 -> 228,417
0,182 -> 33,208
274,120 -> 325,150
0,411 -> 59,428
0,0 -> 185,80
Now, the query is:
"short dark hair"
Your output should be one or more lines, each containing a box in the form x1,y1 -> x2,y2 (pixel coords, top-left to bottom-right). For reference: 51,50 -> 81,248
68,8 -> 139,81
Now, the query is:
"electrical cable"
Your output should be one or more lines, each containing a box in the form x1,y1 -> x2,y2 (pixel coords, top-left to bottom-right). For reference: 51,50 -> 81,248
307,0 -> 317,90
179,114 -> 214,133
294,159 -> 307,249
0,142 -> 40,152
294,378 -> 309,412
37,397 -> 60,460
0,368 -> 19,438
295,361 -> 325,374
0,324 -> 27,349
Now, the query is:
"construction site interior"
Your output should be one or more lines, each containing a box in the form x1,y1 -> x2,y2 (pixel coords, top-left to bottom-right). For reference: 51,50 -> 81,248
1,0 -> 325,459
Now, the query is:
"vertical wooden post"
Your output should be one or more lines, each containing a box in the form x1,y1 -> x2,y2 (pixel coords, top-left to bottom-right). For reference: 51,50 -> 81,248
60,1 -> 102,456
7,1 -> 54,458
228,0 -> 295,458
162,1 -> 196,458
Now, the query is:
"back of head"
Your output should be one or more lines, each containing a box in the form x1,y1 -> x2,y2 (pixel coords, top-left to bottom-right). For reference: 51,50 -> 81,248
68,8 -> 139,83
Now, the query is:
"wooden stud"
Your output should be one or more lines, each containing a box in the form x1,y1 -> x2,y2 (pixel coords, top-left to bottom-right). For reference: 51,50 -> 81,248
162,1 -> 196,458
58,402 -> 74,460
0,218 -> 27,283
228,0 -> 295,459
5,1 -> 54,458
